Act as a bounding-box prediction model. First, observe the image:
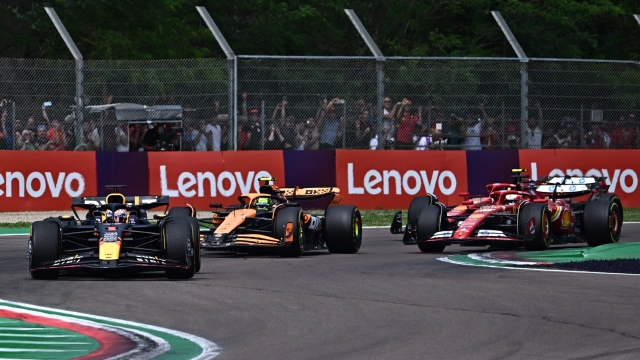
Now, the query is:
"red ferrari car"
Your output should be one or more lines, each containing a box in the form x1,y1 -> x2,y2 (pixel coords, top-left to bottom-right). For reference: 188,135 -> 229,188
391,169 -> 623,253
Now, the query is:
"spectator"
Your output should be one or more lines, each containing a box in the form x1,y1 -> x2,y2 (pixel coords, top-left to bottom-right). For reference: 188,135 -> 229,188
75,121 -> 100,151
141,124 -> 161,151
46,120 -> 67,150
304,118 -> 321,150
128,124 -> 143,151
184,121 -> 207,151
112,122 -> 127,152
319,99 -> 341,150
293,120 -> 307,150
265,121 -> 284,150
0,109 -> 8,149
13,119 -> 24,149
395,102 -> 420,150
553,119 -> 573,149
586,123 -> 611,149
429,128 -> 447,150
415,125 -> 432,150
281,116 -> 297,149
506,122 -> 520,149
351,110 -> 373,149
205,115 -> 223,151
610,115 -> 634,149
631,113 -> 640,149
524,101 -> 544,149
243,103 -> 263,150
63,115 -> 76,150
26,115 -> 36,133
444,114 -> 463,149
20,130 -> 36,150
34,124 -> 52,150
462,112 -> 482,150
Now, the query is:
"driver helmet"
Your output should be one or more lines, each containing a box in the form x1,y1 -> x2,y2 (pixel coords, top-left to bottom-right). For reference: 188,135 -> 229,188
114,209 -> 127,223
105,210 -> 114,223
253,197 -> 273,211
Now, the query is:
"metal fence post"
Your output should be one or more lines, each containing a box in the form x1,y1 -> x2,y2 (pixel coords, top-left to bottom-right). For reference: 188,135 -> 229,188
492,11 -> 528,149
376,60 -> 385,148
261,100 -> 265,150
45,7 -> 84,147
196,6 -> 237,150
344,9 -> 385,149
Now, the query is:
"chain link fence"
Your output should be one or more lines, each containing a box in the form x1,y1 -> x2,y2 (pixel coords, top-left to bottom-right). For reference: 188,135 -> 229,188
2,56 -> 640,151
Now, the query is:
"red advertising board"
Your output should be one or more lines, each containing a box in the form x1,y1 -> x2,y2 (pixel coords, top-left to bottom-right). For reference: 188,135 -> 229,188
0,151 -> 97,211
147,151 -> 285,209
335,150 -> 469,209
519,149 -> 640,207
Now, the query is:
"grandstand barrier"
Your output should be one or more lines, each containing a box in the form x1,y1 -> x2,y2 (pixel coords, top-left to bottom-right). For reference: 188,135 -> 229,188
0,150 -> 638,211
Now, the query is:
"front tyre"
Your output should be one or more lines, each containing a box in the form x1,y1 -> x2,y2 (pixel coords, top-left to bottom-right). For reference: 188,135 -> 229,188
29,221 -> 60,280
416,205 -> 445,253
163,218 -> 196,279
519,203 -> 551,251
582,199 -> 622,247
275,206 -> 304,257
324,205 -> 362,254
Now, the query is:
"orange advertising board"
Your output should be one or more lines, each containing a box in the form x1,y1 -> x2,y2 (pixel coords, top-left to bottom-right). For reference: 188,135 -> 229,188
519,149 -> 640,206
0,151 -> 97,211
335,150 -> 468,209
147,151 -> 285,209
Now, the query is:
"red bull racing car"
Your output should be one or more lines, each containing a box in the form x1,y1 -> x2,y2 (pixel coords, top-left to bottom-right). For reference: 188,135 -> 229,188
170,178 -> 362,257
28,185 -> 200,279
391,169 -> 623,252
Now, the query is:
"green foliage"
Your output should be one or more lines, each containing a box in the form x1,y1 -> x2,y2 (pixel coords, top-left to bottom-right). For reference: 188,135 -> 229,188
1,0 -> 640,60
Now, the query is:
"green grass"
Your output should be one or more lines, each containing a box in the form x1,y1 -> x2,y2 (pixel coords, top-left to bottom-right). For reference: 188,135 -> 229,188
0,222 -> 31,228
1,208 -> 638,228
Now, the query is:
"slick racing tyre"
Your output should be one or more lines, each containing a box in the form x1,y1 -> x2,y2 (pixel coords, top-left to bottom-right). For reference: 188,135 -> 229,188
168,206 -> 196,218
184,217 -> 202,273
30,221 -> 60,280
582,199 -> 622,247
519,203 -> 551,251
588,193 -> 623,235
325,205 -> 362,254
163,218 -> 196,279
416,205 -> 445,253
408,195 -> 438,228
275,206 -> 304,257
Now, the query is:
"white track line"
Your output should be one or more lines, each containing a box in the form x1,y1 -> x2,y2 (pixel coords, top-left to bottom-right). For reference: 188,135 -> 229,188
438,256 -> 640,276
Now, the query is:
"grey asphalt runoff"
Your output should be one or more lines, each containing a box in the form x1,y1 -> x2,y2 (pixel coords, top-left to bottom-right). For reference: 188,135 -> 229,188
2,224 -> 640,360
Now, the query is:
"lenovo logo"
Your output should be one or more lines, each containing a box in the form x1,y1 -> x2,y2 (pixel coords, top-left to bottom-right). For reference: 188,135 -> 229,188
0,172 -> 85,198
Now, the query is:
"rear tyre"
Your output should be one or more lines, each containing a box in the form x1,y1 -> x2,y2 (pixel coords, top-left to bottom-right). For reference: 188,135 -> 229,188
163,218 -> 196,279
325,205 -> 362,254
168,206 -> 195,217
275,206 -> 304,257
30,221 -> 60,280
416,205 -> 445,253
519,203 -> 551,251
582,199 -> 622,247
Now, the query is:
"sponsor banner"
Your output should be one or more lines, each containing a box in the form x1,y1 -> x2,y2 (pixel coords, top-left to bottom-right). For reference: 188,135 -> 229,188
0,151 -> 97,211
148,151 -> 285,209
336,150 -> 468,209
284,150 -> 335,188
466,150 -> 519,196
520,149 -> 640,206
96,152 -> 149,196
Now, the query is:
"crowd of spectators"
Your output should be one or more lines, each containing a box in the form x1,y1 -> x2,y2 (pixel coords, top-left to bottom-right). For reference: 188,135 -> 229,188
3,96 -> 640,151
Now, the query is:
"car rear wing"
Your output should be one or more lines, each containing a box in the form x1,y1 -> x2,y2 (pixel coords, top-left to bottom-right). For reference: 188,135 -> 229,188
280,187 -> 341,208
72,195 -> 170,210
536,176 -> 607,198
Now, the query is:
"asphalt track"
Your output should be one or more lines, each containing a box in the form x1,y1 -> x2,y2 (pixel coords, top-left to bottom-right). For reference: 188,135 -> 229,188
1,225 -> 640,360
